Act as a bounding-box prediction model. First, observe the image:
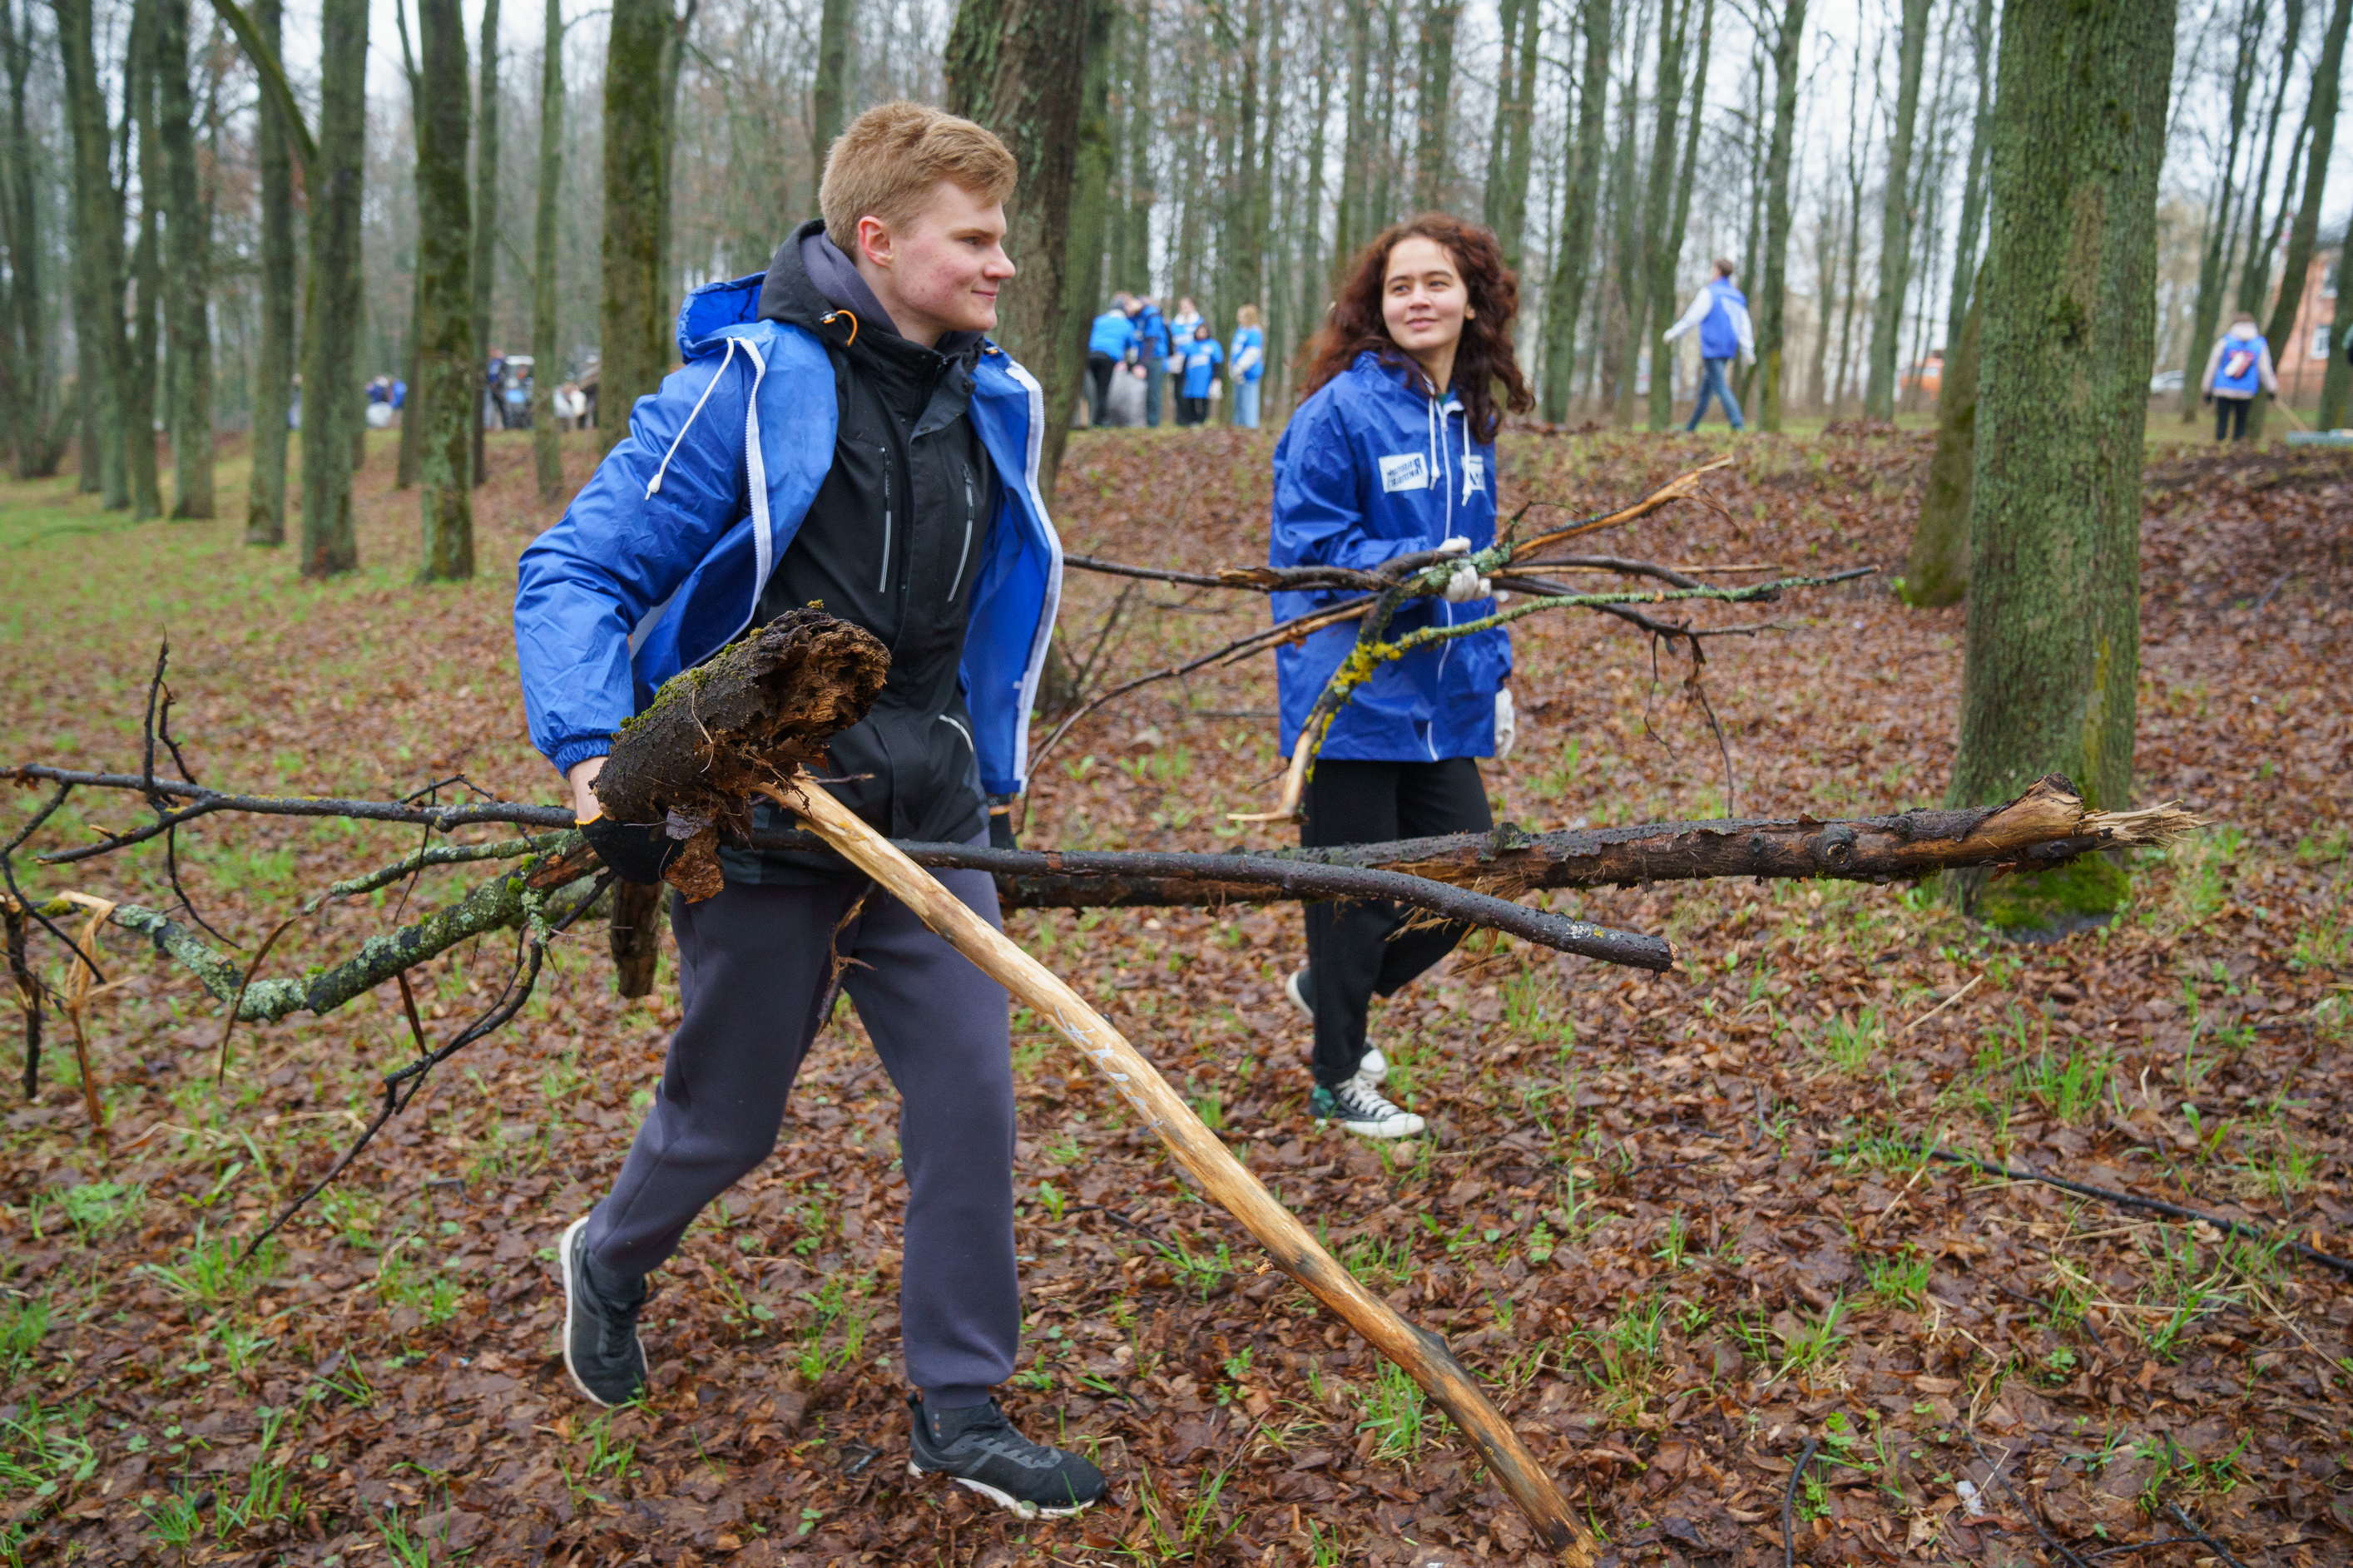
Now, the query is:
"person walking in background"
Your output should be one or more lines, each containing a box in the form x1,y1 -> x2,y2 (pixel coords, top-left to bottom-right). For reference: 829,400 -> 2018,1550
1087,294 -> 1137,427
1662,259 -> 1755,432
1176,320 -> 1223,425
1267,214 -> 1532,1140
1230,304 -> 1266,428
2201,312 -> 2277,442
1131,294 -> 1172,427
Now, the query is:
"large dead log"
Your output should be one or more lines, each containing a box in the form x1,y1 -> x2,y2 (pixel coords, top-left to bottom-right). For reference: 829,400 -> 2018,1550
741,775 -> 2196,911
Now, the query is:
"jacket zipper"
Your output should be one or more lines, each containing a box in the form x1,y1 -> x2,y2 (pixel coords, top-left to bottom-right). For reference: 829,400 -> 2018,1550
950,470 -> 976,599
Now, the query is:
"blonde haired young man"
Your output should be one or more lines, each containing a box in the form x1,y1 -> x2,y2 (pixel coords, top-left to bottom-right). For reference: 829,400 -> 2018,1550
514,102 -> 1102,1518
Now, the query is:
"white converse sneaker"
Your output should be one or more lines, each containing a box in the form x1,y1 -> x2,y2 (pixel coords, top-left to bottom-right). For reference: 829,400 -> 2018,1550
1309,1073 -> 1424,1139
1285,967 -> 1387,1083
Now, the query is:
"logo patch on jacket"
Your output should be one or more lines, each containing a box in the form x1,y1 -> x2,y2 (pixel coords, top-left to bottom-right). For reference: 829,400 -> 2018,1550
1463,454 -> 1486,493
1379,453 -> 1430,492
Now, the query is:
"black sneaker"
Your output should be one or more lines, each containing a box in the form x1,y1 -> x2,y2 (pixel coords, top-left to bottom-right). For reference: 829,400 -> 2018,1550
1309,1073 -> 1424,1139
559,1214 -> 647,1407
1283,967 -> 1386,1082
906,1395 -> 1107,1519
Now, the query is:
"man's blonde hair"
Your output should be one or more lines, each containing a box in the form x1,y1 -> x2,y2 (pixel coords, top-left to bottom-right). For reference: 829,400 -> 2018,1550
820,101 -> 1018,250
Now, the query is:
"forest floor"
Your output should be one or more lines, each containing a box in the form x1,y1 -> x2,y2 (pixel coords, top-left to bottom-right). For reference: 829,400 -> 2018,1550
0,423 -> 2347,1567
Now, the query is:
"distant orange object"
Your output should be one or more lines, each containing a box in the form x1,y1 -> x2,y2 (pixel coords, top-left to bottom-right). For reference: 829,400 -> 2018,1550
1901,353 -> 1944,398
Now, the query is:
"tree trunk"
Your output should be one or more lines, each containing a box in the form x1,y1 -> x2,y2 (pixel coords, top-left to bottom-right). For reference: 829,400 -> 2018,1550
1293,15 -> 1331,355
1480,0 -> 1523,253
1755,0 -> 1803,431
1864,0 -> 1929,421
1640,0 -> 1691,432
1603,18 -> 1644,428
1225,0 -> 1264,334
1949,0 -> 2172,935
2232,0 -> 2306,318
468,0 -> 500,487
53,0 -> 129,505
245,0 -> 295,543
1333,0 -> 1373,273
299,0 -> 369,576
0,0 -> 53,479
2180,4 -> 2261,422
1833,36 -> 1866,412
531,0 -> 565,500
944,0 -> 1111,494
1120,0 -> 1152,291
417,0 -> 475,582
810,0 -> 851,195
2251,0 -> 2347,438
126,0 -> 164,522
1901,276 -> 1978,606
598,0 -> 677,458
1806,184 -> 1836,411
1941,0 -> 1994,367
2321,254 -> 2353,429
1409,0 -> 1458,211
156,0 -> 213,517
1540,0 -> 1610,421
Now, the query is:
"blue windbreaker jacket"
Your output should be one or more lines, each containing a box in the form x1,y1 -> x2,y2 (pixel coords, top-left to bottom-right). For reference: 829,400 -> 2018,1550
513,271 -> 1064,795
1087,310 -> 1137,359
1180,337 -> 1225,398
1270,351 -> 1509,762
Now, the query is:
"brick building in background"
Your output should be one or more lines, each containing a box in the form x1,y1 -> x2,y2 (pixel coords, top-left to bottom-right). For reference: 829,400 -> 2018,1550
2277,236 -> 2346,403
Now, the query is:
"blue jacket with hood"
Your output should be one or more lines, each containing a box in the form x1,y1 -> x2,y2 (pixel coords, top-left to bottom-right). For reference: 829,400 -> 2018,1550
513,272 -> 1063,796
1270,351 -> 1509,762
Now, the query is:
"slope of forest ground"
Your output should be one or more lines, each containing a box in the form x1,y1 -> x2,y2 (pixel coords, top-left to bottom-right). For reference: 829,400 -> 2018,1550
0,424 -> 2347,1567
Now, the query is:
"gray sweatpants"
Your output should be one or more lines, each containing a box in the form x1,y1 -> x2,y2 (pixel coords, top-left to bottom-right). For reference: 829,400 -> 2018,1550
580,862 -> 1018,1406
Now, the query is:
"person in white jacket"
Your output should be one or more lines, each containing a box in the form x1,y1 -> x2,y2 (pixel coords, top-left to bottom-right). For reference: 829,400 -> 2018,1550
2199,313 -> 2278,443
1662,259 -> 1756,431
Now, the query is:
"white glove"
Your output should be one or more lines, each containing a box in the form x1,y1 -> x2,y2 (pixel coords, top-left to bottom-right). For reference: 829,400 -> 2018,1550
1435,536 -> 1490,603
1493,689 -> 1517,759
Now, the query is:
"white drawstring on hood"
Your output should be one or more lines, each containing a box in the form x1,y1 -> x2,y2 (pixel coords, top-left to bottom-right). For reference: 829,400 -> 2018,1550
644,338 -> 741,498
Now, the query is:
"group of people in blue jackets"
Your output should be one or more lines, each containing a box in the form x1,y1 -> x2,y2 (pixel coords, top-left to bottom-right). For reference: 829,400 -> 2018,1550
1086,294 -> 1266,428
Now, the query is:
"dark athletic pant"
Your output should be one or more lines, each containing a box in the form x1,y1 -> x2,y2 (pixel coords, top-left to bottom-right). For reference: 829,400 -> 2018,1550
1299,757 -> 1493,1087
2213,396 -> 2251,441
1087,353 -> 1117,426
581,862 -> 1017,1408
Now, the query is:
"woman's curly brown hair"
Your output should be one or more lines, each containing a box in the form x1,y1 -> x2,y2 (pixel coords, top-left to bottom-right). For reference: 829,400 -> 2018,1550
1298,214 -> 1535,443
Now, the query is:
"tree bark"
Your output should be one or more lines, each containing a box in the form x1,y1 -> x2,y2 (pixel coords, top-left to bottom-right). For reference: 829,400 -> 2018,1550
1640,0 -> 1692,431
1864,0 -> 1929,422
1940,0 -> 1993,372
299,0 -> 369,575
1409,0 -> 1458,211
1901,276 -> 1978,606
125,0 -> 164,522
944,0 -> 1109,493
1333,0 -> 1373,274
0,0 -> 54,478
1832,35 -> 1866,412
1540,0 -> 1610,420
810,0 -> 851,193
55,0 -> 131,506
531,0 -> 565,500
2251,0 -> 2347,438
245,0 -> 295,544
1949,0 -> 2172,935
155,0 -> 213,517
598,0 -> 676,459
468,0 -> 500,487
1754,0 -> 1804,431
416,0 -> 475,582
2233,0 -> 2306,319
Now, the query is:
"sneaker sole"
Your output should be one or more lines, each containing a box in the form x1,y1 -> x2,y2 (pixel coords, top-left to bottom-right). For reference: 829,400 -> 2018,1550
558,1214 -> 644,1409
907,1461 -> 1097,1521
1315,1115 -> 1425,1140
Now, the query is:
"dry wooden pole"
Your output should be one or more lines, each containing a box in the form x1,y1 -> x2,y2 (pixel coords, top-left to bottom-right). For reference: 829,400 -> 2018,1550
756,775 -> 1597,1561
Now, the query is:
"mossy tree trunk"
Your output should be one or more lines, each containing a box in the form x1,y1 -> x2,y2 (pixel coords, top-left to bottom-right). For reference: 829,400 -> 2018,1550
530,0 -> 565,499
55,0 -> 129,504
1408,0 -> 1458,213
810,0 -> 851,192
299,0 -> 369,576
0,0 -> 57,479
1949,0 -> 2173,935
156,0 -> 214,518
598,0 -> 676,458
125,0 -> 164,522
2232,0 -> 2306,319
1479,0 -> 1540,274
1863,0 -> 1929,422
2322,258 -> 2353,429
1539,0 -> 1609,422
416,0 -> 476,581
245,0 -> 296,545
944,0 -> 1111,493
1638,0 -> 1692,432
1901,278 -> 1978,607
1940,0 -> 1993,373
1755,0 -> 1805,431
2252,0 -> 2348,438
468,0 -> 499,487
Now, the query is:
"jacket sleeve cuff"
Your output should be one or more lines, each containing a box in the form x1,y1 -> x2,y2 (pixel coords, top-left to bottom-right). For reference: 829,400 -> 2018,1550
550,738 -> 614,777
